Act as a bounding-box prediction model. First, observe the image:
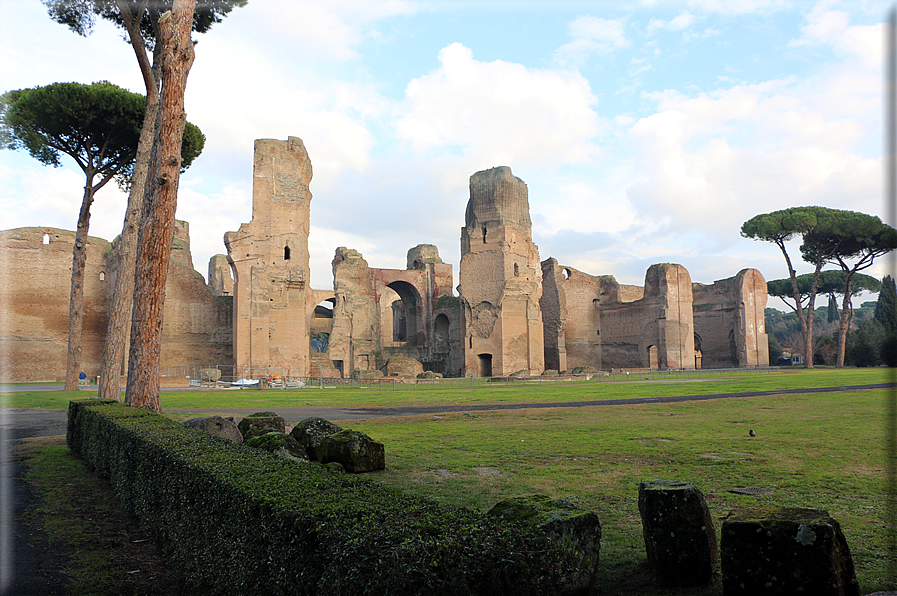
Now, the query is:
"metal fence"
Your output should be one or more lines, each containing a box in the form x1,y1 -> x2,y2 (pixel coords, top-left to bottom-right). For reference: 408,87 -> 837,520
158,365 -> 780,391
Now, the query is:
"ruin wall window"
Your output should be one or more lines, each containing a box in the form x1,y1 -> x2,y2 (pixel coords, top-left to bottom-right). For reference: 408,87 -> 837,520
284,246 -> 291,260
42,234 -> 50,245
514,263 -> 519,277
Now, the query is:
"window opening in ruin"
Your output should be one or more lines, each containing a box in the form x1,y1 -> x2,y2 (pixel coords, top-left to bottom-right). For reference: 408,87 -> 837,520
469,336 -> 473,348
42,234 -> 50,245
478,353 -> 492,378
99,271 -> 106,281
514,263 -> 519,277
435,314 -> 449,352
596,329 -> 600,336
482,227 -> 487,243
284,246 -> 291,260
563,268 -> 571,280
387,281 -> 421,346
647,345 -> 658,370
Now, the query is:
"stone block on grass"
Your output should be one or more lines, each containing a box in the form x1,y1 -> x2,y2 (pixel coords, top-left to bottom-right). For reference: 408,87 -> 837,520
237,411 -> 286,440
289,417 -> 343,460
721,507 -> 860,596
487,494 -> 601,593
244,431 -> 308,460
638,479 -> 717,586
317,429 -> 385,473
184,415 -> 243,444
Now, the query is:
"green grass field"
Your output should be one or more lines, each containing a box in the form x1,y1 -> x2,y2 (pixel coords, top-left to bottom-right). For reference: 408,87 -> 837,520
4,367 -> 891,410
9,367 -> 895,594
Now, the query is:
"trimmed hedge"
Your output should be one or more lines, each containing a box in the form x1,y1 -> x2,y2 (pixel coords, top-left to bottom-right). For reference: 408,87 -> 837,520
67,400 -> 573,595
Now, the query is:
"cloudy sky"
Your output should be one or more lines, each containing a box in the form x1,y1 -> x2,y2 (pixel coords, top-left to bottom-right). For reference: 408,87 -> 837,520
0,0 -> 888,308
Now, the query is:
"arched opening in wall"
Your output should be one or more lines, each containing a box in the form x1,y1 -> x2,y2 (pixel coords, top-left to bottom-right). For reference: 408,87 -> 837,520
434,314 -> 450,352
482,227 -> 487,243
387,280 -> 422,346
478,353 -> 492,378
563,268 -> 571,280
514,263 -> 519,277
284,246 -> 291,260
310,298 -> 335,352
42,234 -> 50,245
694,333 -> 703,369
647,345 -> 658,369
99,271 -> 106,281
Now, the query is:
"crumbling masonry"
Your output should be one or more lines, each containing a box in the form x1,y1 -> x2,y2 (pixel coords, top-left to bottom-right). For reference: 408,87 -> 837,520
0,136 -> 767,382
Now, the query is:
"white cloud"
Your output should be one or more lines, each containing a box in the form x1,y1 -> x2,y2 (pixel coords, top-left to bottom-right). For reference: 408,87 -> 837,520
648,12 -> 696,35
790,2 -> 882,69
395,43 -> 602,170
238,0 -> 420,62
686,0 -> 789,15
554,15 -> 630,67
625,68 -> 880,254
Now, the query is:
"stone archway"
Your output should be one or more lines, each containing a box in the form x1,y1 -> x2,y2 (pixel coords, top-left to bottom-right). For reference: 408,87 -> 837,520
387,280 -> 423,346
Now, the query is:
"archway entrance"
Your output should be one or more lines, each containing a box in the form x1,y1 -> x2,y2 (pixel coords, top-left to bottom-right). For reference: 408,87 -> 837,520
647,345 -> 658,369
386,281 -> 422,345
478,353 -> 493,378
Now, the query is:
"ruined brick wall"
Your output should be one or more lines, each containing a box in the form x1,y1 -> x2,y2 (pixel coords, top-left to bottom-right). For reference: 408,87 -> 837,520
0,228 -> 111,382
207,254 -> 234,297
692,268 -> 769,368
600,264 -> 695,370
540,258 -> 566,372
329,247 -> 381,374
225,137 -> 312,377
459,166 -> 544,377
0,225 -> 231,382
540,260 -> 608,372
157,222 -> 233,369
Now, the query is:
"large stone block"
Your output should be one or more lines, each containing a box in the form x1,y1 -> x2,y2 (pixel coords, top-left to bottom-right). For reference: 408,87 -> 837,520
289,417 -> 343,460
237,411 -> 286,440
384,354 -> 423,377
244,431 -> 307,460
638,479 -> 717,586
721,507 -> 860,596
486,494 -> 601,593
317,430 -> 385,473
184,415 -> 243,444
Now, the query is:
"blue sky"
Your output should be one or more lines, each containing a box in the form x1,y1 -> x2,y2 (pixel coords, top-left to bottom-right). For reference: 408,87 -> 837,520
0,0 -> 888,308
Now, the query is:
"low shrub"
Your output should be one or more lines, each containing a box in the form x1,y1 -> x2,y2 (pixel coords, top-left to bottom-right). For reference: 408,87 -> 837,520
66,400 -> 572,595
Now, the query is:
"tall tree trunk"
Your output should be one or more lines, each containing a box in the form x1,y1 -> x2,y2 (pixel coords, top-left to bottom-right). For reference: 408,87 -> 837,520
778,239 -> 814,368
98,5 -> 162,400
64,178 -> 96,390
125,0 -> 196,412
98,100 -> 158,399
835,271 -> 857,367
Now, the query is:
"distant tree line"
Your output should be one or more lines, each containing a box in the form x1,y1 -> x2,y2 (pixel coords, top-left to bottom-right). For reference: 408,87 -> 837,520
766,275 -> 897,367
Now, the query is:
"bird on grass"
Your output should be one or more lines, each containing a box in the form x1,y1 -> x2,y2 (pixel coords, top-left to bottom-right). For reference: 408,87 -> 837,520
749,429 -> 756,437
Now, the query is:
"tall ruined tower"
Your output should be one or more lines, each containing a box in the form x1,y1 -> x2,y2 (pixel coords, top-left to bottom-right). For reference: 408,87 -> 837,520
459,166 -> 544,376
225,137 -> 311,377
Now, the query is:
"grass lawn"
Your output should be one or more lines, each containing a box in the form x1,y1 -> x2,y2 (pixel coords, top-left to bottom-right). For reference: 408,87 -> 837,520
345,387 -> 893,595
11,367 -> 895,594
3,367 -> 892,411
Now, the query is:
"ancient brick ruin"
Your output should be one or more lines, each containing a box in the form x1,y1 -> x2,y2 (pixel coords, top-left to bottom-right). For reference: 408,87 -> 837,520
0,136 -> 768,382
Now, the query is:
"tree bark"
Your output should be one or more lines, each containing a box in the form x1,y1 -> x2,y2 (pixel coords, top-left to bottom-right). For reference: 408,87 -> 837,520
98,100 -> 158,399
125,0 -> 196,412
64,178 -> 97,390
98,5 -> 162,401
835,270 -> 857,368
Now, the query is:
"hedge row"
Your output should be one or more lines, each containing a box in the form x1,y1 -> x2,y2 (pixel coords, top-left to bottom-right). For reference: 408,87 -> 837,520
67,400 -> 572,595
